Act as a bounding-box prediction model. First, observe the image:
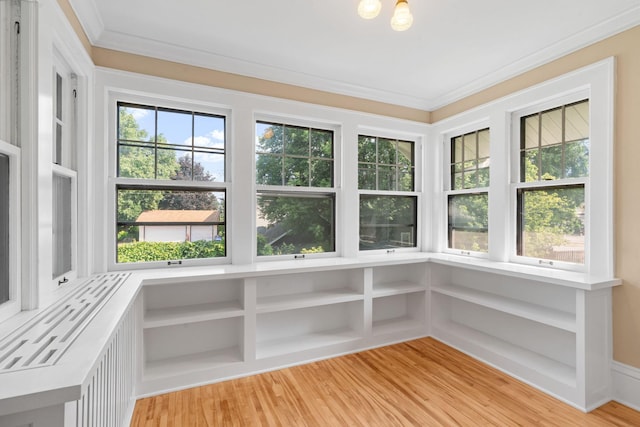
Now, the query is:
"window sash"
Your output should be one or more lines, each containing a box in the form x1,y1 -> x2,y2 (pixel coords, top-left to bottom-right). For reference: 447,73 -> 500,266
0,153 -> 9,304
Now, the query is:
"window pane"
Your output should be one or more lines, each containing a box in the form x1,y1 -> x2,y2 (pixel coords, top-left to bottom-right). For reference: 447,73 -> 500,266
478,129 -> 490,158
540,107 -> 562,146
256,193 -> 335,256
448,193 -> 488,253
156,148 -> 181,179
194,114 -> 225,149
377,165 -> 396,191
522,148 -> 539,182
256,122 -> 283,154
540,145 -> 563,180
398,168 -> 414,192
463,133 -> 476,159
522,115 -> 539,149
378,138 -> 396,164
310,159 -> 333,187
359,195 -> 417,250
118,145 -> 155,179
397,141 -> 413,167
55,73 -> 63,120
518,186 -> 585,264
565,140 -> 589,178
285,126 -> 309,156
565,100 -> 589,142
119,105 -> 154,142
358,165 -> 376,190
0,154 -> 9,304
193,151 -> 224,182
284,157 -> 309,186
157,109 -> 192,147
310,129 -> 332,158
116,187 -> 225,263
256,154 -> 283,185
452,136 -> 463,163
477,166 -> 490,187
53,174 -> 72,278
358,136 -> 376,163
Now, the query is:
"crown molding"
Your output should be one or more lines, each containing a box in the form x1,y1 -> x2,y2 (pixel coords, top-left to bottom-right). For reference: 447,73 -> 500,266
426,4 -> 640,110
67,0 -> 104,44
75,3 -> 640,112
94,29 -> 433,111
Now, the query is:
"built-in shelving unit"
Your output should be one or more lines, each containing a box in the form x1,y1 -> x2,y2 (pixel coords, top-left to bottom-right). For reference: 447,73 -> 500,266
142,279 -> 245,380
371,263 -> 428,337
428,259 -> 615,410
134,256 -> 618,411
137,260 -> 430,395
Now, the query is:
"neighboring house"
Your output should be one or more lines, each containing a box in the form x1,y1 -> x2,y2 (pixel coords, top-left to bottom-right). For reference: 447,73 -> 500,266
136,210 -> 220,242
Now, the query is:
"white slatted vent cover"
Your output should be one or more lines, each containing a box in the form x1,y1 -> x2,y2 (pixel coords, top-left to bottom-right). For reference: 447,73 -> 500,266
0,273 -> 130,372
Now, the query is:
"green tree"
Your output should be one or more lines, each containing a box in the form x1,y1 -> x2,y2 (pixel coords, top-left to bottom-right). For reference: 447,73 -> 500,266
159,154 -> 220,211
117,108 -> 180,224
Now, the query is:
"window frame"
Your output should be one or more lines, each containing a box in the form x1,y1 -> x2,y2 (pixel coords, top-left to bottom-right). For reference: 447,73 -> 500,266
443,126 -> 490,257
255,115 -> 340,260
357,131 -> 421,254
51,54 -> 79,286
0,139 -> 20,322
108,93 -> 231,270
511,92 -> 591,272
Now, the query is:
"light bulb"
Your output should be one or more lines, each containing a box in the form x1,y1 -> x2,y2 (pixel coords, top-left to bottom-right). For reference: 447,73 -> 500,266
390,0 -> 413,31
358,0 -> 382,19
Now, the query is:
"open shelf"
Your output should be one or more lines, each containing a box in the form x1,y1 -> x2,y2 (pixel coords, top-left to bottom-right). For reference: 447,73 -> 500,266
431,284 -> 576,332
372,280 -> 427,298
372,316 -> 424,336
256,289 -> 363,313
144,301 -> 244,328
144,347 -> 242,380
432,320 -> 576,388
256,301 -> 363,360
256,328 -> 360,360
143,278 -> 244,328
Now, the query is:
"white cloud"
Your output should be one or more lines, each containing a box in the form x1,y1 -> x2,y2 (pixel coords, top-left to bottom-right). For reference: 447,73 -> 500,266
130,108 -> 150,120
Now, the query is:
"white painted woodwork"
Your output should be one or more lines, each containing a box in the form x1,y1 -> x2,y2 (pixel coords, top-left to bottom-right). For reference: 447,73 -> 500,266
0,253 -> 621,426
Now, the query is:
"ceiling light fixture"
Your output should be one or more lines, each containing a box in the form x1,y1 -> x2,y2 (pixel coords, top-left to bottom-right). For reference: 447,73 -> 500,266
358,0 -> 413,31
357,0 -> 382,19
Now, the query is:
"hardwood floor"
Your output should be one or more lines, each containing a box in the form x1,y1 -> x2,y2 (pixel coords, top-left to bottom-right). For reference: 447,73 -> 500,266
131,338 -> 640,426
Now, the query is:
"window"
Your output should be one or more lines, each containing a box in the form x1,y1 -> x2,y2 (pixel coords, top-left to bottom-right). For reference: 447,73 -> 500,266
358,135 -> 417,250
52,60 -> 78,283
255,121 -> 335,256
0,141 -> 19,321
516,100 -> 588,264
447,128 -> 490,253
0,153 -> 8,304
115,102 -> 227,264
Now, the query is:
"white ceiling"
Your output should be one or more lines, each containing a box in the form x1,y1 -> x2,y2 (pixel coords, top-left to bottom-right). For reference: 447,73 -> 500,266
69,0 -> 640,110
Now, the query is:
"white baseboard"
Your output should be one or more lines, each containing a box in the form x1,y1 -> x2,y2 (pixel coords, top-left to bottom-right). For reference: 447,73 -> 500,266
612,361 -> 640,411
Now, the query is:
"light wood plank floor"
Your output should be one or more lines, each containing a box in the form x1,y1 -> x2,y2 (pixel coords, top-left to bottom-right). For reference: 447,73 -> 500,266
131,338 -> 640,426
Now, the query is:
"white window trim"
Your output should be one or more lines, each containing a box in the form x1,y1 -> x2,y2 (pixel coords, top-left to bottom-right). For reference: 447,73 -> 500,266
254,114 -> 342,261
356,128 -> 424,255
431,57 -> 614,276
442,121 -> 491,259
51,53 -> 79,287
107,92 -> 232,271
0,140 -> 21,323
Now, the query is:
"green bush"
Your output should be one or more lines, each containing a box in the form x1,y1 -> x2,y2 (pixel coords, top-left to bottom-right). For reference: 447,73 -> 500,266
117,240 -> 225,263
